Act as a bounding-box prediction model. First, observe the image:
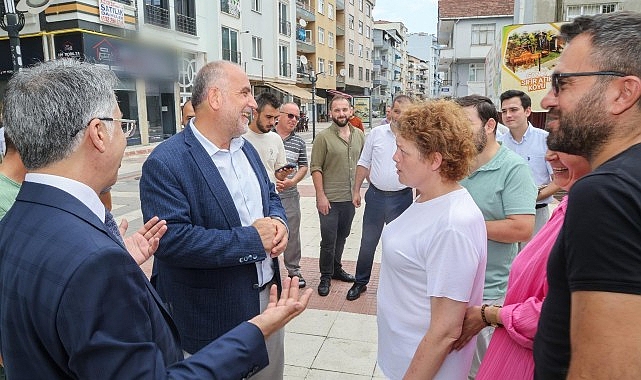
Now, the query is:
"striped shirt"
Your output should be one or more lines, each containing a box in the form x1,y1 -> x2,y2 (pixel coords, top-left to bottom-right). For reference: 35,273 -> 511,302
280,132 -> 308,198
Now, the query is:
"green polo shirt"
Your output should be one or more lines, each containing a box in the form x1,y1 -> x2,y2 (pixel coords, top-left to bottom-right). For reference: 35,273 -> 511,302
0,173 -> 21,220
310,123 -> 365,202
460,144 -> 537,300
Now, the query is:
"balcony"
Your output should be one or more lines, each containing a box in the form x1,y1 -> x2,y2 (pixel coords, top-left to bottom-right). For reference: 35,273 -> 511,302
221,0 -> 240,17
337,75 -> 345,87
336,24 -> 345,36
373,77 -> 389,87
279,20 -> 291,36
336,0 -> 344,10
145,4 -> 170,28
222,49 -> 241,64
373,59 -> 389,70
296,0 -> 315,22
280,62 -> 292,77
296,31 -> 315,54
176,13 -> 197,35
336,49 -> 345,63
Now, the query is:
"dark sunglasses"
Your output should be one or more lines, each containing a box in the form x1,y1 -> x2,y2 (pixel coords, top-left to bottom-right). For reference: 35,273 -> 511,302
280,112 -> 300,121
551,71 -> 627,96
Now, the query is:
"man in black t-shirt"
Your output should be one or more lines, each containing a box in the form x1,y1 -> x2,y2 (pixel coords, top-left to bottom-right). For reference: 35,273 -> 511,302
533,11 -> 641,379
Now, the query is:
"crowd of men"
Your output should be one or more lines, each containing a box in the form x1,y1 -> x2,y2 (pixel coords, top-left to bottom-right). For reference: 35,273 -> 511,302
1,10 -> 641,380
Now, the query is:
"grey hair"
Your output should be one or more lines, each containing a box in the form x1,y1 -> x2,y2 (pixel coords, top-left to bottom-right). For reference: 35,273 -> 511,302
561,11 -> 641,92
3,59 -> 118,170
191,61 -> 237,108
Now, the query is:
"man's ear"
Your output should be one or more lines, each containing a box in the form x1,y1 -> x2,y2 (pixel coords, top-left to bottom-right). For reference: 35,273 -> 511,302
524,106 -> 532,118
610,76 -> 641,115
485,118 -> 497,134
207,87 -> 221,110
87,119 -> 107,153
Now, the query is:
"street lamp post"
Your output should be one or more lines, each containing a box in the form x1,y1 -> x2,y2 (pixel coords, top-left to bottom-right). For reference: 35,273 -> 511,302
299,70 -> 323,140
1,0 -> 25,73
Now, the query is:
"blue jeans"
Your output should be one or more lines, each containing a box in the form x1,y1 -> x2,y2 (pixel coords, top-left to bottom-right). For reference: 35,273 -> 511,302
318,201 -> 356,279
354,186 -> 413,285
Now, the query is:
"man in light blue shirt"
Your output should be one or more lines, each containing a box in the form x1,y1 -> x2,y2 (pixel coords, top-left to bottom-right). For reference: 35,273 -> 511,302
498,90 -> 560,247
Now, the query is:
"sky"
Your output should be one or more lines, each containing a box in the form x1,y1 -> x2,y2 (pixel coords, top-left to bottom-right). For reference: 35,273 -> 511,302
372,0 -> 439,35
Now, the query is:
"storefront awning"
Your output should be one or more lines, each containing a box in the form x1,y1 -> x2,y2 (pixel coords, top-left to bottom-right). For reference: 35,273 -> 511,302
265,82 -> 325,104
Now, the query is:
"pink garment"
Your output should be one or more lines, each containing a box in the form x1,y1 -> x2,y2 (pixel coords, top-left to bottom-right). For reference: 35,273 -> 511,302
476,197 -> 568,380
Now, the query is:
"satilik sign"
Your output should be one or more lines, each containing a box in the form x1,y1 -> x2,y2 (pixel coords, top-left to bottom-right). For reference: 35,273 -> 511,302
99,0 -> 125,28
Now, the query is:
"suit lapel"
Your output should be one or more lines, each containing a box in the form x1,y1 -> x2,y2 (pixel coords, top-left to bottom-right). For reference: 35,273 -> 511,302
183,126 -> 243,225
18,182 -> 181,341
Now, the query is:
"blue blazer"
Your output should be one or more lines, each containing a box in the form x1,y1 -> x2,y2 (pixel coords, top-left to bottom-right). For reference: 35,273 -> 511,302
0,182 -> 268,379
140,125 -> 287,353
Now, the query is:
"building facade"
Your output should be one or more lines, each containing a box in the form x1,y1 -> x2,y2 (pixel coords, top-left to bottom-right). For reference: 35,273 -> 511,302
513,0 -> 640,24
437,0 -> 514,98
407,32 -> 440,98
371,20 -> 407,113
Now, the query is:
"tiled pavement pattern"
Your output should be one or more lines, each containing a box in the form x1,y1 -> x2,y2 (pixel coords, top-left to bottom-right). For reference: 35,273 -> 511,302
113,121 -> 386,379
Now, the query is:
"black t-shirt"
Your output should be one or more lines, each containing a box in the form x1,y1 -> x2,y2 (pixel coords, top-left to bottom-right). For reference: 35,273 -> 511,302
534,144 -> 641,379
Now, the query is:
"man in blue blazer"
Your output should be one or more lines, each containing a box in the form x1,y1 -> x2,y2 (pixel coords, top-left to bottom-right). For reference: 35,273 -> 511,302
0,59 -> 310,379
140,61 -> 290,379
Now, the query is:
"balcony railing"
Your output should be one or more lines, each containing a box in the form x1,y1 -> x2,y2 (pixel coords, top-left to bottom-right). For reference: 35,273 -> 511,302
280,62 -> 292,77
176,13 -> 197,35
221,0 -> 240,17
296,0 -> 315,21
222,49 -> 242,64
336,24 -> 345,36
337,75 -> 345,86
279,20 -> 291,36
336,49 -> 345,62
145,4 -> 170,28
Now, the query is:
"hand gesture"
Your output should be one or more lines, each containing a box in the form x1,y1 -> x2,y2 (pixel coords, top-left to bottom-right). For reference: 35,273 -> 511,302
120,216 -> 168,265
249,277 -> 313,337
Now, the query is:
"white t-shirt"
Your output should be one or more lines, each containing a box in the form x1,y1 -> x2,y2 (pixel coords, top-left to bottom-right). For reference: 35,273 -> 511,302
242,130 -> 288,185
377,188 -> 487,380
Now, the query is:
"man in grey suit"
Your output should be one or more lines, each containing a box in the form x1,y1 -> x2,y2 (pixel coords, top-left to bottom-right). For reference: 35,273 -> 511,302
140,61 -> 290,379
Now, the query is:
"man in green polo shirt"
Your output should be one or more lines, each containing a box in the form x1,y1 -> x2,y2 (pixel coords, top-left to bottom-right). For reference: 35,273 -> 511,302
310,96 -> 365,296
456,95 -> 537,378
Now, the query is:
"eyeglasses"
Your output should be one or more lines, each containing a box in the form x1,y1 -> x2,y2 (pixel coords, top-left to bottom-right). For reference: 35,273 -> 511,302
551,71 -> 627,96
280,112 -> 300,121
98,117 -> 137,138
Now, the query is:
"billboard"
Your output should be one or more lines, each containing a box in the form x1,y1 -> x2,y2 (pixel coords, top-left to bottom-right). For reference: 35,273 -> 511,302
353,96 -> 372,128
494,22 -> 567,112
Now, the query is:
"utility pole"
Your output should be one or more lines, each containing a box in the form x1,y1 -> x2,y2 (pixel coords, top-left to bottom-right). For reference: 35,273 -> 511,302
299,70 -> 323,141
1,0 -> 25,74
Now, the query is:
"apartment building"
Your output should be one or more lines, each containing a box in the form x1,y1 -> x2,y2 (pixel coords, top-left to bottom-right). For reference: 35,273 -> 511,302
437,0 -> 514,98
406,54 -> 429,100
371,20 -> 407,113
514,0 -> 640,24
407,32 -> 441,98
337,0 -> 374,96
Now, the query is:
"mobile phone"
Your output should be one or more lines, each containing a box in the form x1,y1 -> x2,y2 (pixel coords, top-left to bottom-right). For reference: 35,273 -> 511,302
276,163 -> 296,172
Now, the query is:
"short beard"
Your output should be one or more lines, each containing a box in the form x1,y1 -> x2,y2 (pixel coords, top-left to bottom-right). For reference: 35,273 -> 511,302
546,82 -> 612,159
475,129 -> 487,153
332,116 -> 349,127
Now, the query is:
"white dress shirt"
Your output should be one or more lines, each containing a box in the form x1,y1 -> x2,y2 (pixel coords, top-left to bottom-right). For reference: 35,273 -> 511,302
357,123 -> 407,192
191,124 -> 273,286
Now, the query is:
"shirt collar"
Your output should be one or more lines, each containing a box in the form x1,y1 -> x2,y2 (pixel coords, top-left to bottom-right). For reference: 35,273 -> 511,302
190,121 -> 245,157
24,173 -> 106,222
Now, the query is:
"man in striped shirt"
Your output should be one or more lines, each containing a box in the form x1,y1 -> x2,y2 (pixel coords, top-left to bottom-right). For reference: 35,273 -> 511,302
274,102 -> 309,288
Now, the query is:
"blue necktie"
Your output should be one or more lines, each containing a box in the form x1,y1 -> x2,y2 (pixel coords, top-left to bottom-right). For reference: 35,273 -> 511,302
104,209 -> 125,246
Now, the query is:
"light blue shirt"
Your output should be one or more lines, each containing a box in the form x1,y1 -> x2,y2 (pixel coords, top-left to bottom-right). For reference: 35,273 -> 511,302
191,123 -> 274,286
498,122 -> 554,205
24,173 -> 106,222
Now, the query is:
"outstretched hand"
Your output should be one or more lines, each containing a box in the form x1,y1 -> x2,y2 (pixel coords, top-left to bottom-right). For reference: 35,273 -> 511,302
119,216 -> 168,265
249,277 -> 313,338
